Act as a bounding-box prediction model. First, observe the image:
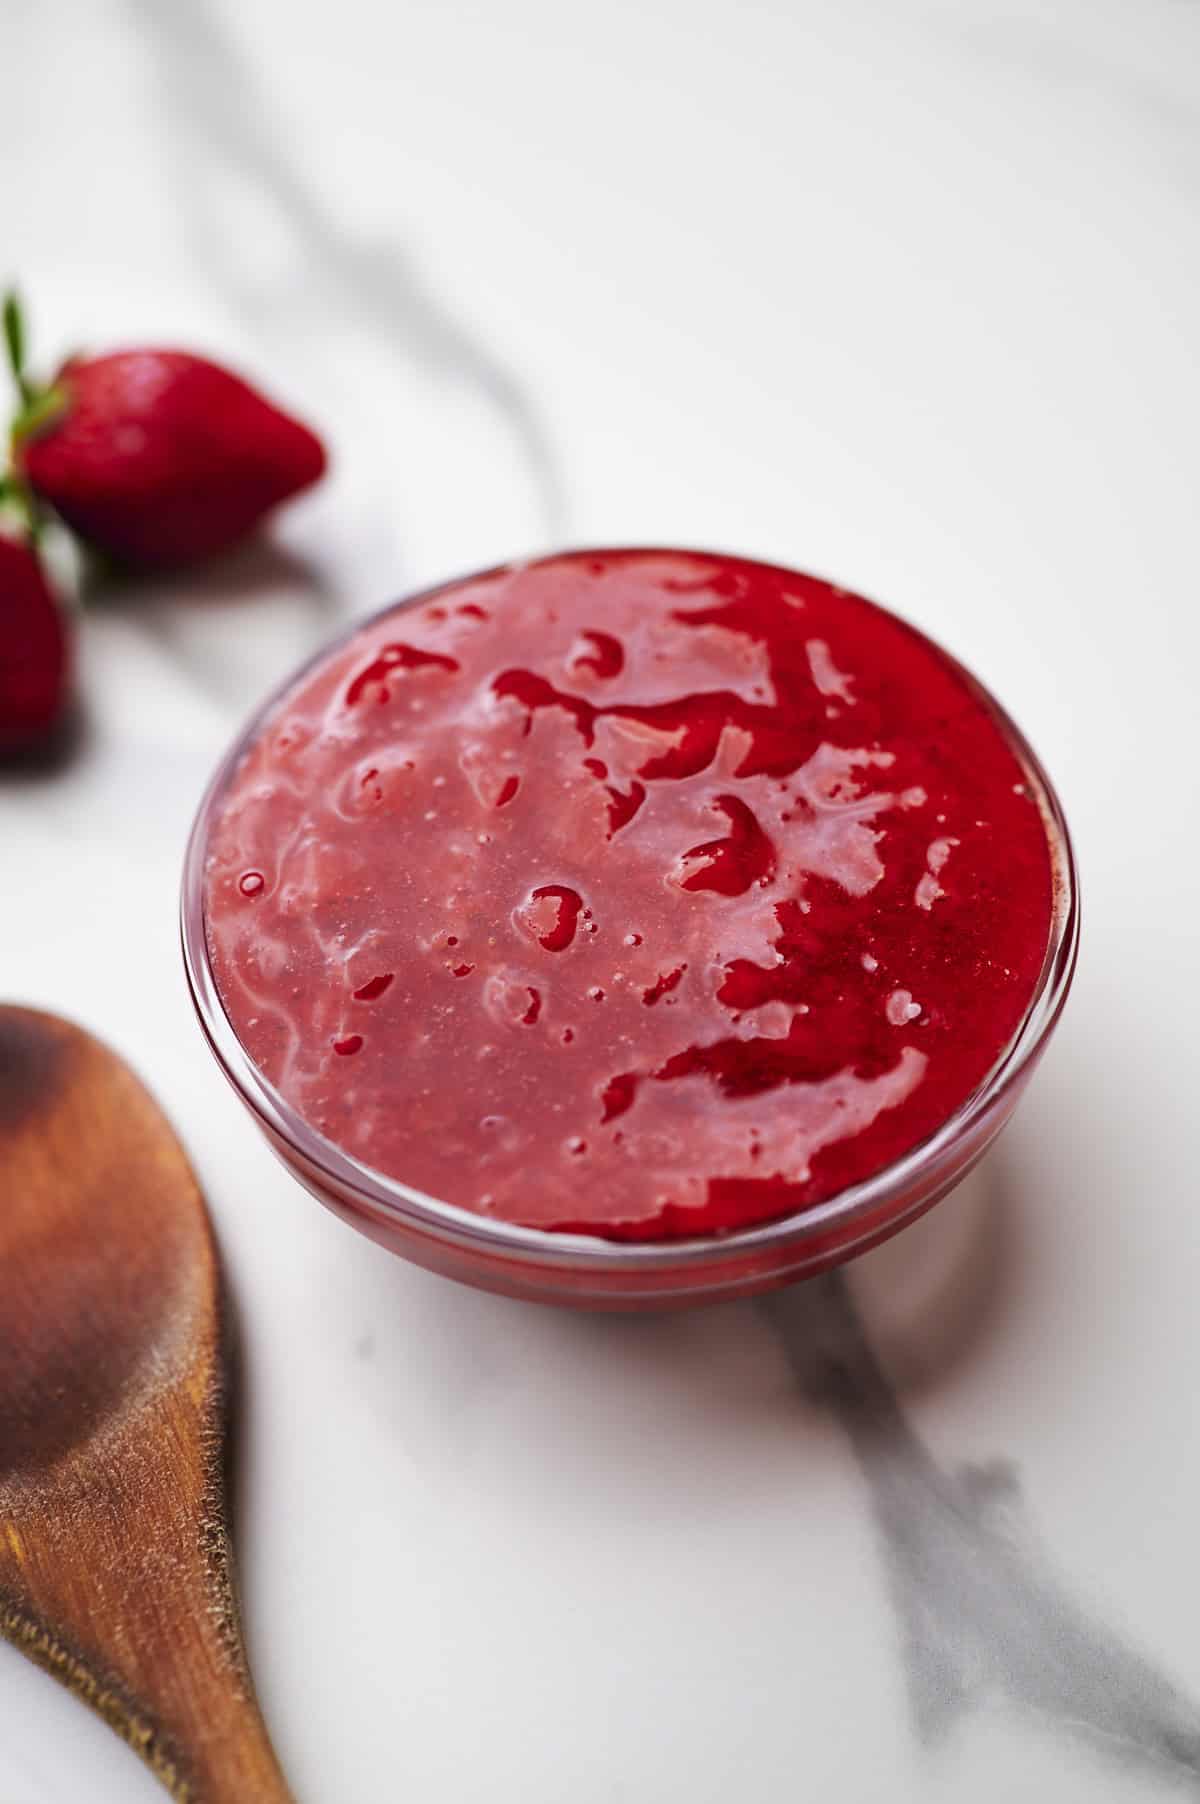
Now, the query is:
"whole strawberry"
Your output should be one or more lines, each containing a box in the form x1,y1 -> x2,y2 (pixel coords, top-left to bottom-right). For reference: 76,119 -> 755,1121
10,299 -> 326,569
0,531 -> 70,754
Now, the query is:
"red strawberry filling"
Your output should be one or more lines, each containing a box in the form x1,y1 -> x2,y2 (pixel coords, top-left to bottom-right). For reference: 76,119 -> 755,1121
203,550 -> 1055,1242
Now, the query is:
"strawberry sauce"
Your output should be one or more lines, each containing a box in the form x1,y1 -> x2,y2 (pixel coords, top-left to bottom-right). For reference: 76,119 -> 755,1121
203,550 -> 1054,1240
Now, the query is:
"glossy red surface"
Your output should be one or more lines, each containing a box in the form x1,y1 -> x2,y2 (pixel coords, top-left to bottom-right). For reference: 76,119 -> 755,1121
203,550 -> 1053,1240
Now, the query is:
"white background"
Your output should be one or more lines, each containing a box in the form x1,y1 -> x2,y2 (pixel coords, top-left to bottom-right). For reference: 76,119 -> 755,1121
3,1 -> 1200,1799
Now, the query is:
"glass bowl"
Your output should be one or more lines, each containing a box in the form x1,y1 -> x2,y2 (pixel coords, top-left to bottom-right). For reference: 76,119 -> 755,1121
181,553 -> 1079,1310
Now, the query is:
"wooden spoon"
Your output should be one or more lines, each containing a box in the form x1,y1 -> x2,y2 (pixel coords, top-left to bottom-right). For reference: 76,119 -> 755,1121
0,1004 -> 293,1802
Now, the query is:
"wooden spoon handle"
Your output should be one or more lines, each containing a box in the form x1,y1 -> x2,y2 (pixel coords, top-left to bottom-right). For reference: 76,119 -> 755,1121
1,1592 -> 293,1804
0,1393 -> 295,1803
1,1396 -> 294,1802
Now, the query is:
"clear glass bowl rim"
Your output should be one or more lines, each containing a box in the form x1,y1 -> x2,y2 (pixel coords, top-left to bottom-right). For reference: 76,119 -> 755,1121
180,546 -> 1080,1278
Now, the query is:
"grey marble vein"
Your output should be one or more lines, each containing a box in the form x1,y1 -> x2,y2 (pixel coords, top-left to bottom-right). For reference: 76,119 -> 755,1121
765,1275 -> 1200,1791
125,0 -> 567,545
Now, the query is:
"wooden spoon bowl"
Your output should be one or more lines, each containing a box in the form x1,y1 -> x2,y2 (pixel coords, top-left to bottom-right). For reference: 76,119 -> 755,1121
0,1004 -> 292,1801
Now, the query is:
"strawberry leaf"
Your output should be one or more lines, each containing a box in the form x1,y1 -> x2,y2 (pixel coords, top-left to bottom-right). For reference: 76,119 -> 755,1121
3,290 -> 33,408
11,384 -> 67,446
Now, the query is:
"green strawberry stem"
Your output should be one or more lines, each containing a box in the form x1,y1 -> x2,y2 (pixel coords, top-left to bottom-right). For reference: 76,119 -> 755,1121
0,474 -> 41,547
4,290 -> 67,445
3,290 -> 32,408
2,287 -> 52,546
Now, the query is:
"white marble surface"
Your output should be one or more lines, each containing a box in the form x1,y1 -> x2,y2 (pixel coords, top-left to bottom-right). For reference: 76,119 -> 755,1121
3,0 -> 1200,1797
